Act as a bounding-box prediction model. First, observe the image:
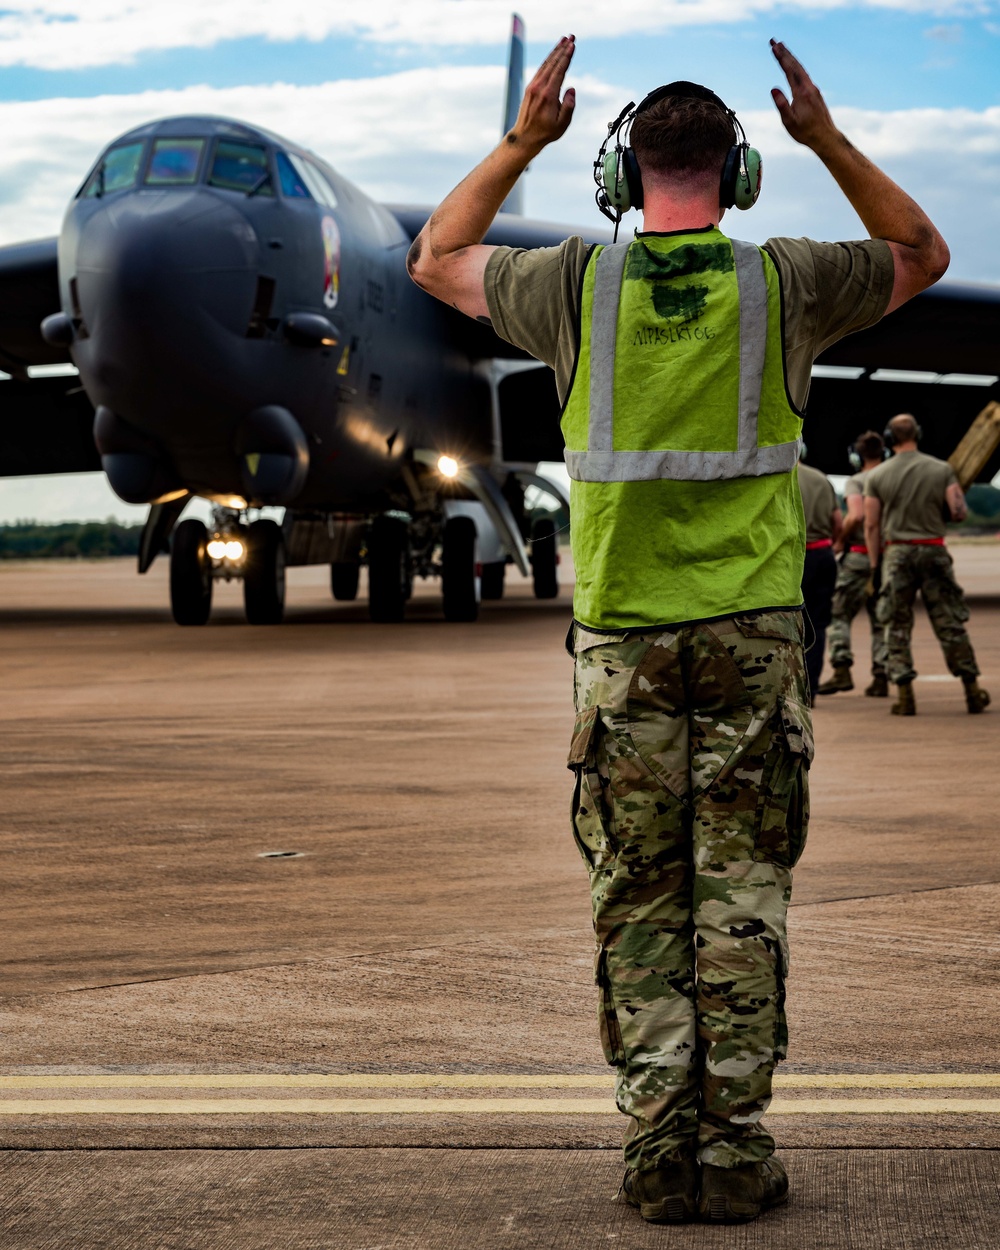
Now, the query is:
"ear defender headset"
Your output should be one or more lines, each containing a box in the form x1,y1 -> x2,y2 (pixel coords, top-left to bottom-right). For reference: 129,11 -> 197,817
593,81 -> 762,241
847,433 -> 890,471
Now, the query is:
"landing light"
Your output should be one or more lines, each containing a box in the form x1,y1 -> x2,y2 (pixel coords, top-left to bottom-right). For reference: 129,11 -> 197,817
437,455 -> 459,479
207,538 -> 246,561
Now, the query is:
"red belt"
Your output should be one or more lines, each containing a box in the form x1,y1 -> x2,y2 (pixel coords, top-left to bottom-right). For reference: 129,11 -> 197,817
886,537 -> 945,546
849,544 -> 868,554
805,539 -> 833,550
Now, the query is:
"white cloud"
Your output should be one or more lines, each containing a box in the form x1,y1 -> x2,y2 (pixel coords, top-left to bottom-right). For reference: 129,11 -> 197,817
1,65 -> 997,522
0,70 -> 997,285
0,0 -> 991,69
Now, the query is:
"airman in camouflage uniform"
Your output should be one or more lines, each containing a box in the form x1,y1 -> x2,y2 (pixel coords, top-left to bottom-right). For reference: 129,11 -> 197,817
819,431 -> 889,698
410,26 -> 949,1227
570,612 -> 812,1171
864,414 -> 989,716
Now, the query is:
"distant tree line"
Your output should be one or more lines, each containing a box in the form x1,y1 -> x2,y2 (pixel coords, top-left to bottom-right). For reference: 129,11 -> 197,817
0,521 -> 143,559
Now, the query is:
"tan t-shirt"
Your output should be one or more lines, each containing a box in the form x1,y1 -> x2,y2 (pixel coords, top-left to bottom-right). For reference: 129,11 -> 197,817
864,450 -> 957,542
843,466 -> 876,549
484,233 -> 894,411
797,463 -> 838,542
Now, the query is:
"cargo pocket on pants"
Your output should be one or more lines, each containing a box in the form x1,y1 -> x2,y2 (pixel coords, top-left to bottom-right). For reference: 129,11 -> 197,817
752,697 -> 814,869
567,705 -> 617,873
595,948 -> 626,1066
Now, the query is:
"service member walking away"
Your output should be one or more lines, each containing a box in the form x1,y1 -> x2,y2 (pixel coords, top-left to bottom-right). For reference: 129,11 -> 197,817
409,35 -> 948,1224
864,414 -> 989,716
796,458 -> 842,701
818,431 -> 889,698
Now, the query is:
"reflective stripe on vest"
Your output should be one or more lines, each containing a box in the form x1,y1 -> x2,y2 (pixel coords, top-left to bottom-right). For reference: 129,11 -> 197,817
563,238 -> 802,483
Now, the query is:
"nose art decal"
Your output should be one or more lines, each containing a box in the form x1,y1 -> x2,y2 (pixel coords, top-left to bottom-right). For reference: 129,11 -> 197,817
322,216 -> 341,310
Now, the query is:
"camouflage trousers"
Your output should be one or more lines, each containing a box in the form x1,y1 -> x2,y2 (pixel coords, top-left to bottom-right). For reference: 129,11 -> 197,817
827,551 -> 887,676
876,544 -> 979,685
570,611 -> 812,1171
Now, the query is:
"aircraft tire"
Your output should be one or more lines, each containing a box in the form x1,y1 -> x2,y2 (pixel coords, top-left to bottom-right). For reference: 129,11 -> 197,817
244,519 -> 286,625
368,515 -> 409,623
331,561 -> 360,602
531,517 -> 560,600
480,560 -> 506,601
170,518 -> 213,626
442,515 -> 480,622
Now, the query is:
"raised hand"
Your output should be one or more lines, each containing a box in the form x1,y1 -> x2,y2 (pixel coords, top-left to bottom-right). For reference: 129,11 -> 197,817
510,35 -> 577,152
770,39 -> 838,152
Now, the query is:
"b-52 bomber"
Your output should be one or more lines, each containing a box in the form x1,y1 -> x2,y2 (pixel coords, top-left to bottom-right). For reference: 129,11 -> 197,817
0,17 -> 581,625
1,14 -> 999,626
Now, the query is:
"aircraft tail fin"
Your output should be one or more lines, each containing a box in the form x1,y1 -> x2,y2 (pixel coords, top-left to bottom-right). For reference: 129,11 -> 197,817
499,13 -> 525,215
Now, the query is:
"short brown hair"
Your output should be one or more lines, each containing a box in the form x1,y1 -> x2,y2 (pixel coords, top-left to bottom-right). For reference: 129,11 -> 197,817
855,430 -> 884,461
630,93 -> 735,180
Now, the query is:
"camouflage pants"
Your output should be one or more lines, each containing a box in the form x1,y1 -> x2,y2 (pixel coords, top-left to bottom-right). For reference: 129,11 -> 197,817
876,544 -> 979,685
570,612 -> 812,1171
827,551 -> 887,676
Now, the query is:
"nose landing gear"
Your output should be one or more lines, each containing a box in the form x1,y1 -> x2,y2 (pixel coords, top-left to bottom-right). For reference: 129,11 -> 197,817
169,518 -> 213,626
168,507 -> 286,625
243,518 -> 286,625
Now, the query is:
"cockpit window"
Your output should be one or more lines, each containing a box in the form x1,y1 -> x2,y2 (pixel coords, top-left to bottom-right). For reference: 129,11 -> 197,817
276,151 -> 310,199
208,141 -> 273,194
300,156 -> 338,208
145,138 -> 205,186
278,151 -> 337,207
81,142 -> 144,197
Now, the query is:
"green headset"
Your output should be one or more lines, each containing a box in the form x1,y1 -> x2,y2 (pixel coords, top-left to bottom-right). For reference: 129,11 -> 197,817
594,81 -> 762,241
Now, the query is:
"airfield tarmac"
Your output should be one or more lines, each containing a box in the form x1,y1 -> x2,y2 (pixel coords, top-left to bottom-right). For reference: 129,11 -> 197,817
2,547 -> 999,1249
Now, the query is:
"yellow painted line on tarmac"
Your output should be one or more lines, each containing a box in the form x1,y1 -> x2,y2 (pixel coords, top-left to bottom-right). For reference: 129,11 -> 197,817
775,1074 -> 1000,1090
3,1073 -> 1000,1091
1,1097 -> 1000,1117
0,1075 -> 605,1090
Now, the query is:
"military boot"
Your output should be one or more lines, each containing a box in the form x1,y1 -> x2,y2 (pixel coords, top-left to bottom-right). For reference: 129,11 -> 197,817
698,1156 -> 789,1224
864,673 -> 889,698
816,665 -> 853,695
964,679 -> 991,714
891,682 -> 916,716
621,1157 -> 699,1224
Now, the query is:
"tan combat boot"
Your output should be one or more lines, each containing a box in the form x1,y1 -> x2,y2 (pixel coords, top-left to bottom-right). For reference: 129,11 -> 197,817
621,1157 -> 699,1224
964,679 -> 991,714
699,1156 -> 789,1223
816,665 -> 853,695
891,682 -> 916,716
864,673 -> 889,698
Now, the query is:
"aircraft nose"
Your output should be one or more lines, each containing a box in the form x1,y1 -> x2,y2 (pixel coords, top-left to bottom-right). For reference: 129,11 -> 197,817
70,189 -> 261,408
77,188 -> 260,327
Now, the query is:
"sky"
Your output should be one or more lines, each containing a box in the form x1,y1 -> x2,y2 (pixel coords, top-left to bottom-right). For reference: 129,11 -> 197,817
1,0 -> 998,523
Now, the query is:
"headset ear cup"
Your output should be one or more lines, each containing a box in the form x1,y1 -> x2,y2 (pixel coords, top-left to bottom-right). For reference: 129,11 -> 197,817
721,144 -> 763,211
735,146 -> 763,210
623,149 -> 644,212
719,147 -> 739,210
602,150 -> 630,213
